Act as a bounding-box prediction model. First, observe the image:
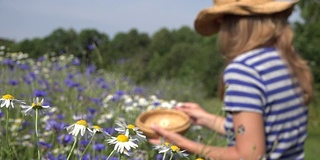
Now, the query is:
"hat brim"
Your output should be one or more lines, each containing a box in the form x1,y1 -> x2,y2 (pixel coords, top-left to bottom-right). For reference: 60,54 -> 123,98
194,0 -> 299,36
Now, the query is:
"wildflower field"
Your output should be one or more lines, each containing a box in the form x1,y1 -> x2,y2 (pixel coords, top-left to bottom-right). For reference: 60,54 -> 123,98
0,49 -> 319,160
0,50 -> 228,160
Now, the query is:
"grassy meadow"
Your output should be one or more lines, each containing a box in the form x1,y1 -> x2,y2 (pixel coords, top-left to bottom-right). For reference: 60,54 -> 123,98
0,51 -> 319,160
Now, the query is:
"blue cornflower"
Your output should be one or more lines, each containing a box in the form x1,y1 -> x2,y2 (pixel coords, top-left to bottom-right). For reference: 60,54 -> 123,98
86,64 -> 96,76
80,139 -> 90,146
0,111 -> 3,117
77,86 -> 86,92
115,90 -> 126,97
87,44 -> 96,51
93,143 -> 106,151
45,120 -> 66,131
28,72 -> 37,80
155,154 -> 164,160
64,78 -> 80,88
90,97 -> 102,106
104,127 -> 116,135
19,63 -> 30,70
101,82 -> 110,90
9,79 -> 19,86
2,58 -> 14,66
95,77 -> 105,84
40,141 -> 52,149
72,57 -> 81,66
133,87 -> 144,95
81,154 -> 92,160
57,134 -> 74,145
94,155 -> 109,160
67,73 -> 74,79
38,56 -> 45,62
33,90 -> 47,97
22,76 -> 32,85
56,113 -> 65,120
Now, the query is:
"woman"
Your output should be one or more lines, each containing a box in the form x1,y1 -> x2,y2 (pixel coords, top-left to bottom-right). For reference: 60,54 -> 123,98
150,0 -> 313,159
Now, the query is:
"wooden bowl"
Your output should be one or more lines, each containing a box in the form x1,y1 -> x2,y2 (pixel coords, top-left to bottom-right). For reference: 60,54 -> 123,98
135,109 -> 191,138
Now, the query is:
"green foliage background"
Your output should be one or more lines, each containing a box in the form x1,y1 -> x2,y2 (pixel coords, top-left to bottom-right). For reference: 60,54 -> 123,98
2,0 -> 320,97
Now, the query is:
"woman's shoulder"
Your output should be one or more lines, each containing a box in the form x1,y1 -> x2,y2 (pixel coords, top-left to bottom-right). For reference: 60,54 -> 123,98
225,47 -> 282,77
232,47 -> 278,64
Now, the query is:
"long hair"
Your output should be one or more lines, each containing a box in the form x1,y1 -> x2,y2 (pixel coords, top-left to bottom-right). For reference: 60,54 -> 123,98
217,9 -> 313,105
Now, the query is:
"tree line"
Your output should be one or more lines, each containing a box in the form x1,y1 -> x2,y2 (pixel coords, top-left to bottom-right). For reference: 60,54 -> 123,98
1,0 -> 319,96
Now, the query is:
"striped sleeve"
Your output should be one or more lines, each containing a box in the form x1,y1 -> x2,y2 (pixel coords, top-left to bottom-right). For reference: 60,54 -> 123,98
223,62 -> 266,113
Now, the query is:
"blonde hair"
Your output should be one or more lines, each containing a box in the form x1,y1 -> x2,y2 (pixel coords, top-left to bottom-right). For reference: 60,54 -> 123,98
218,9 -> 313,105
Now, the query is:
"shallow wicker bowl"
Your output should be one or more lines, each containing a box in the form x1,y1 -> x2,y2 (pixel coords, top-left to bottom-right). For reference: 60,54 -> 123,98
135,109 -> 191,138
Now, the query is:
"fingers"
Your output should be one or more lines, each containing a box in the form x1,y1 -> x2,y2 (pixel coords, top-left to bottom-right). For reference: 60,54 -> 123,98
148,125 -> 165,144
176,106 -> 197,116
151,124 -> 166,135
178,102 -> 196,108
150,124 -> 178,143
148,138 -> 162,145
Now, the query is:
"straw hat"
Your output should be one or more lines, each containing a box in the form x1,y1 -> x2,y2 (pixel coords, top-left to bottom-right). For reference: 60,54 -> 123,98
194,0 -> 299,36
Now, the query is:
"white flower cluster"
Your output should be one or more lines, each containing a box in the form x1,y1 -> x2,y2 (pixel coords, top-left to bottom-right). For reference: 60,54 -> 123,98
103,93 -> 182,112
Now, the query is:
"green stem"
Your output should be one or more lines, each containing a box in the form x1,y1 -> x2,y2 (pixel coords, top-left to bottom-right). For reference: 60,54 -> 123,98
169,153 -> 174,160
106,150 -> 115,160
35,109 -> 41,160
5,108 -> 11,157
5,108 -> 10,144
67,136 -> 78,160
80,133 -> 95,159
162,152 -> 167,160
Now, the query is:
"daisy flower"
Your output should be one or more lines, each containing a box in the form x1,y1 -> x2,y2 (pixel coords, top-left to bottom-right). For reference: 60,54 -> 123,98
156,141 -> 189,159
115,119 -> 146,142
153,140 -> 171,151
65,119 -> 93,139
80,125 -> 109,160
107,132 -> 138,154
20,97 -> 50,115
0,94 -> 25,108
91,125 -> 110,139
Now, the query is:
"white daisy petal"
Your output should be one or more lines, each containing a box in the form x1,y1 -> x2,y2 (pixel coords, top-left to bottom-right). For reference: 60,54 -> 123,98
20,97 -> 51,115
65,120 -> 92,139
107,134 -> 139,154
0,94 -> 25,109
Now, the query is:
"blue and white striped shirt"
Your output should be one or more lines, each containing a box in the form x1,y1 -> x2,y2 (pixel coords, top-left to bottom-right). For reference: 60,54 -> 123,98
223,47 -> 308,160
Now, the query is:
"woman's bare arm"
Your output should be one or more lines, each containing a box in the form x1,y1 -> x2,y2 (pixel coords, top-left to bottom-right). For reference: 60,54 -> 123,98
151,111 -> 266,160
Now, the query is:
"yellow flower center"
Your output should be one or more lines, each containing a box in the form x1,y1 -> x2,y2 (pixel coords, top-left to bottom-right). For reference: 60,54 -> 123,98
76,120 -> 88,127
170,145 -> 180,152
117,134 -> 129,142
32,102 -> 42,109
2,94 -> 14,100
127,124 -> 135,129
196,158 -> 204,160
93,125 -> 102,132
164,142 -> 170,146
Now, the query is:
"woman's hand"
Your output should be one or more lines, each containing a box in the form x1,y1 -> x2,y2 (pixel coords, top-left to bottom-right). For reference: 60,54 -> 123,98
176,102 -> 226,135
175,102 -> 209,126
148,124 -> 185,145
